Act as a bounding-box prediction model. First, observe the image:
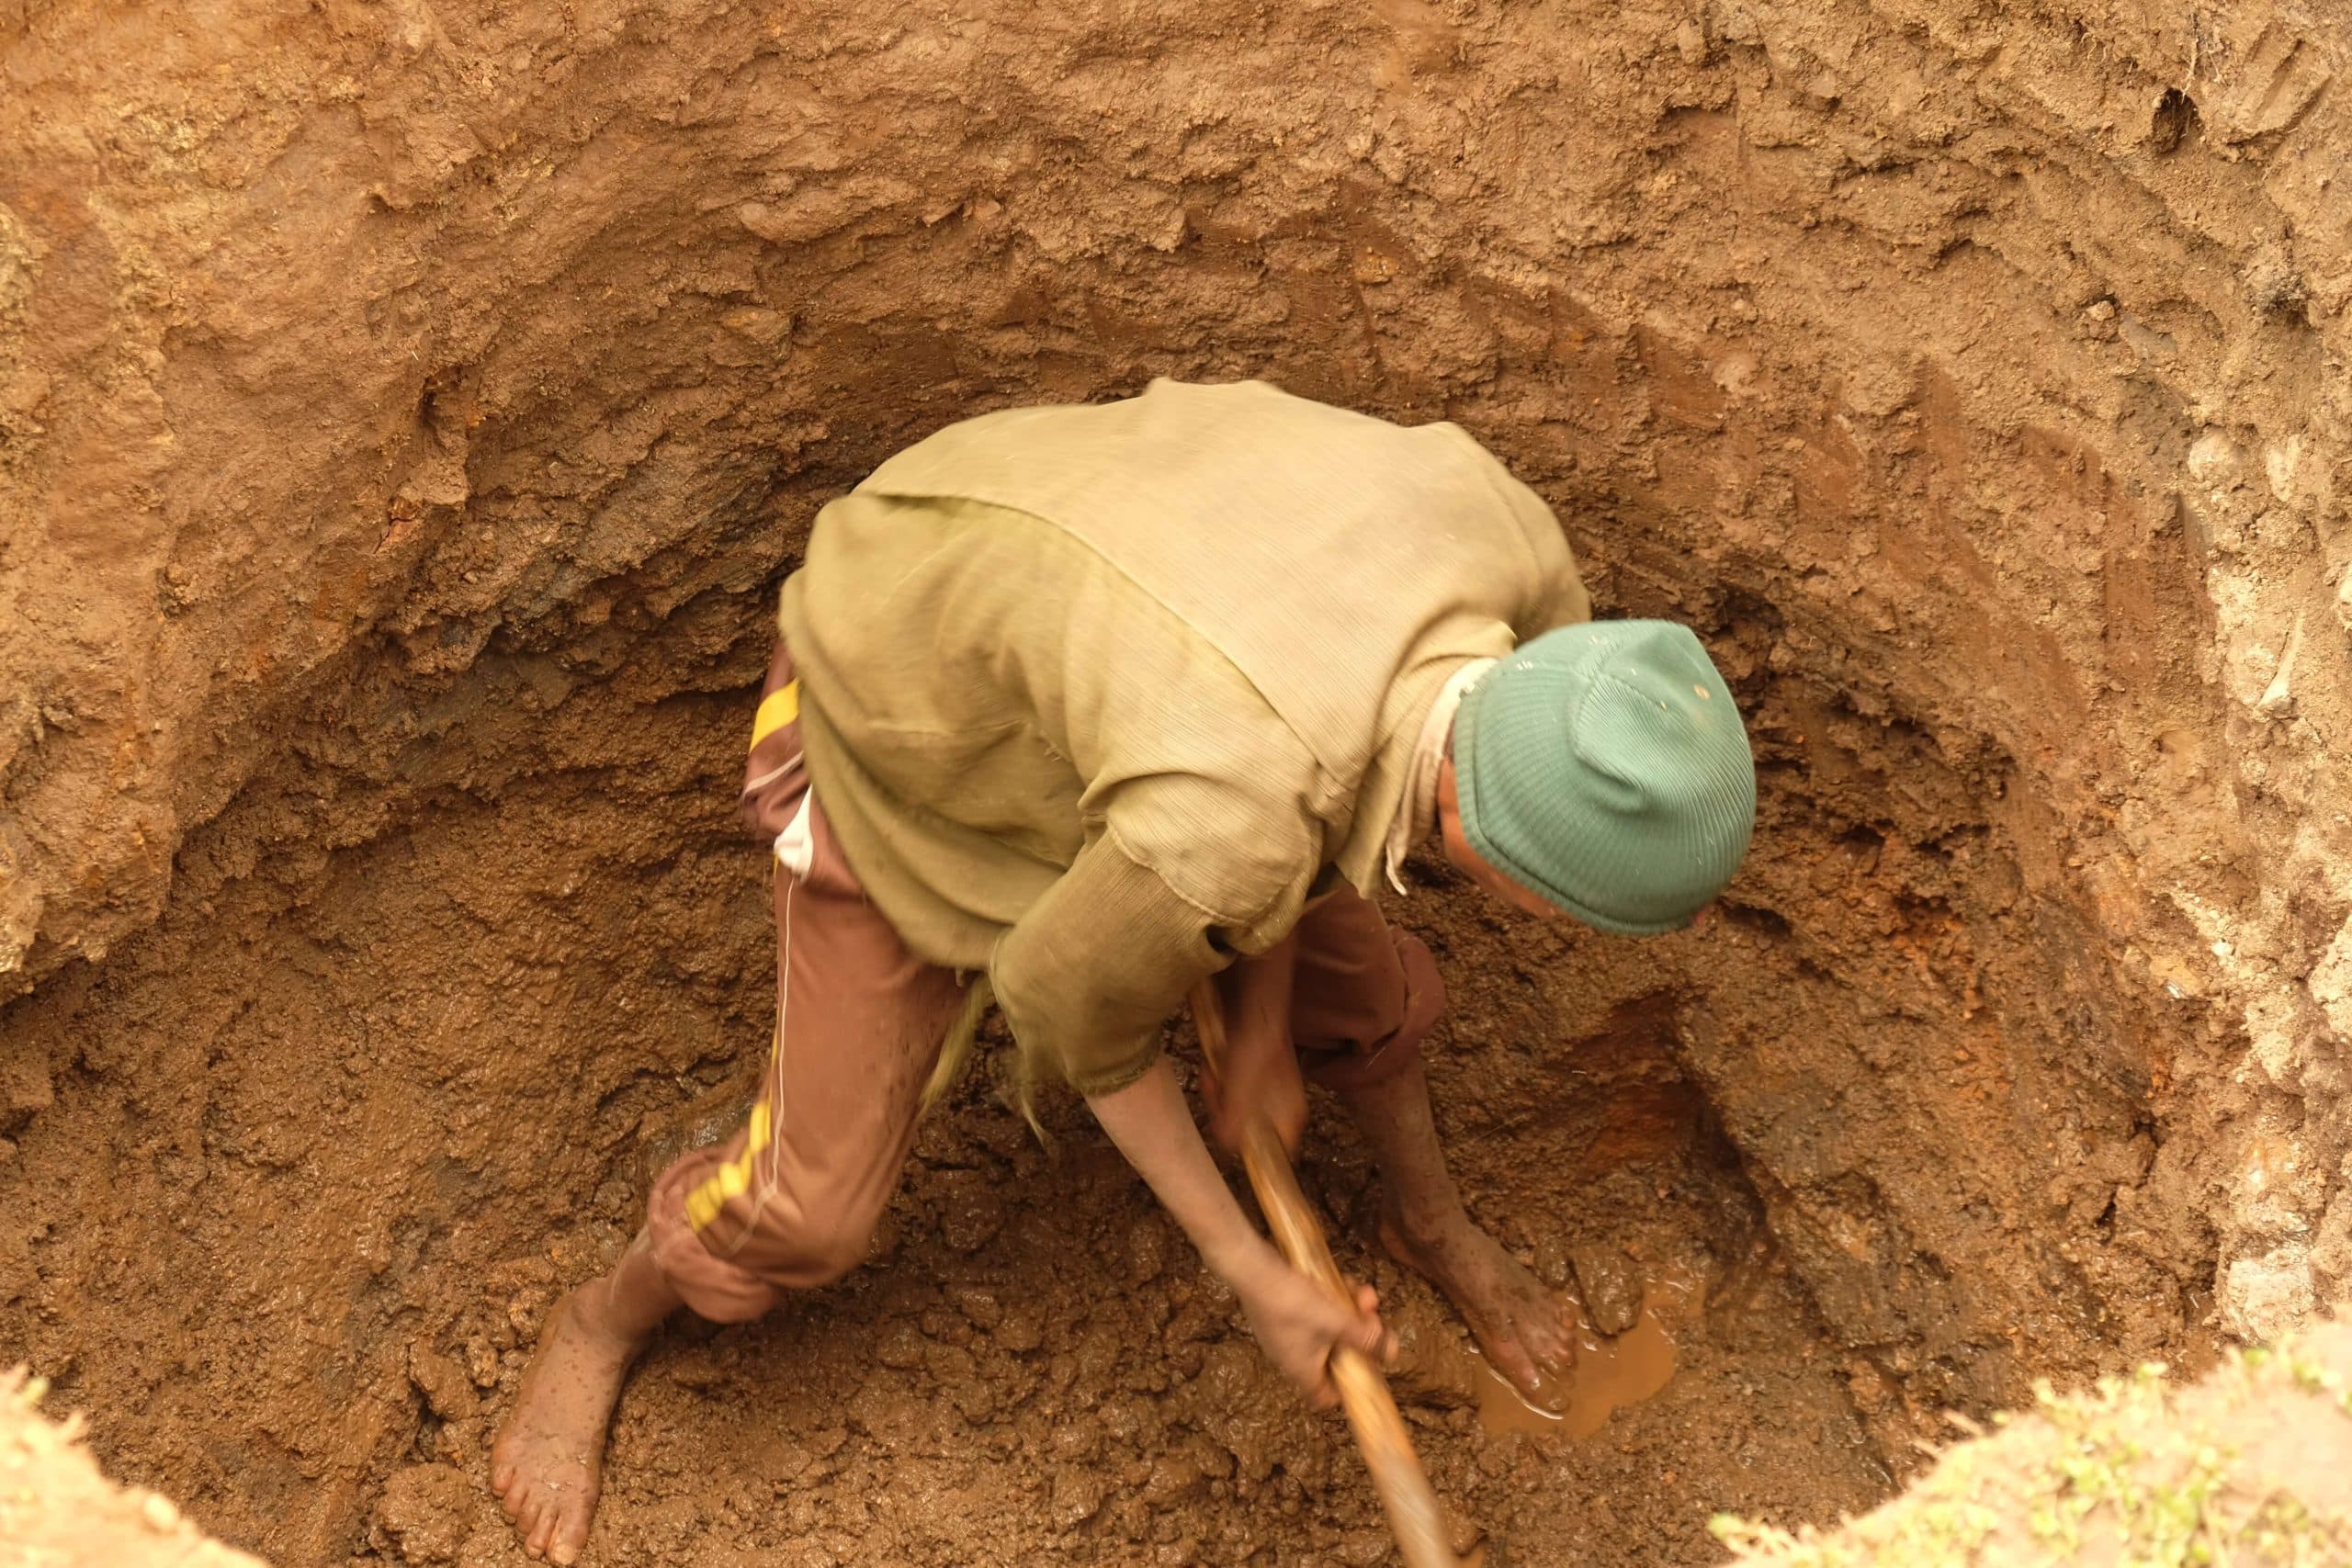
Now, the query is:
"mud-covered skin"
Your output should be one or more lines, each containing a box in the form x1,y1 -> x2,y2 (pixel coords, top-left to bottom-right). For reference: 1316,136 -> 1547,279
490,1291 -> 636,1564
1331,1032 -> 1589,1405
491,1230 -> 682,1561
6,0 -> 2352,1563
1382,1206 -> 1582,1405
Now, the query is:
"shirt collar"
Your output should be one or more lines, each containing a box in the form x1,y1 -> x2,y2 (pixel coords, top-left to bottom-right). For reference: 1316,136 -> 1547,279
1384,657 -> 1496,896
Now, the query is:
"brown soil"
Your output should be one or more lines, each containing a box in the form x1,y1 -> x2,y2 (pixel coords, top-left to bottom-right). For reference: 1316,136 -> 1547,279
5,0 -> 2351,1565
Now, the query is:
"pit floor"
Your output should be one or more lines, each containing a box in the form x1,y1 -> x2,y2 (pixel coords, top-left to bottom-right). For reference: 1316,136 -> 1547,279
409,886 -> 1893,1567
9,797 -> 1896,1568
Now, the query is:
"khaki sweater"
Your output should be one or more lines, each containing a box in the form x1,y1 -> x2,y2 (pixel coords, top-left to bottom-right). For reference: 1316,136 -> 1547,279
779,379 -> 1589,1094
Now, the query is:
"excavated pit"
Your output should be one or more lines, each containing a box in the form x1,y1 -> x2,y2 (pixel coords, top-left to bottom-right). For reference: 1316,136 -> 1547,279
5,2 -> 2352,1565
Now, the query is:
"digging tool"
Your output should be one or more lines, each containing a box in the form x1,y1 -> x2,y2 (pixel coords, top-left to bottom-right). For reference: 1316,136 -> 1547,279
1190,980 -> 1484,1568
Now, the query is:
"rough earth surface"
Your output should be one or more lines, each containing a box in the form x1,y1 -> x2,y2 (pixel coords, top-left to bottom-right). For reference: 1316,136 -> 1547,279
1721,1317 -> 2352,1566
6,0 -> 2352,1563
0,1369 -> 266,1568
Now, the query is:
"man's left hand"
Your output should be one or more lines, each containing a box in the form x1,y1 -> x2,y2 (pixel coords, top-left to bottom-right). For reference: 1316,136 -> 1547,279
1201,937 -> 1308,1159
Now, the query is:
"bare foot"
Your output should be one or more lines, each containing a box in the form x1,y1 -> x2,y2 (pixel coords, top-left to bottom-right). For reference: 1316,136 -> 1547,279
490,1287 -> 644,1563
1379,1205 -> 1579,1407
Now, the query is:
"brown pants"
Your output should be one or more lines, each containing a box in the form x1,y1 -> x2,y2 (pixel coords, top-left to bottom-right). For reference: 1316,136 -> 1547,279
648,643 -> 1445,1323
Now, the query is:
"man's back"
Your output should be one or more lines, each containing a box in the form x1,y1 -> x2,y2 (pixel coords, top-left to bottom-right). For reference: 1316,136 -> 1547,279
779,379 -> 1589,1088
841,378 -> 1578,776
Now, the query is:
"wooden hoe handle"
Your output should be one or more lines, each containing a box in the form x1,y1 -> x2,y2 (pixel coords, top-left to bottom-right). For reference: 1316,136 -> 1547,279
1191,982 -> 1474,1568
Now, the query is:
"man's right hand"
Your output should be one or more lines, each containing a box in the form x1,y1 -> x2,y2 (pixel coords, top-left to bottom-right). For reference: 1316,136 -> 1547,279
1229,1251 -> 1391,1409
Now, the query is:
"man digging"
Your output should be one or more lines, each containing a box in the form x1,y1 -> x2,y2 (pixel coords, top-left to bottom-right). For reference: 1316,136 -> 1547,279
492,378 -> 1758,1562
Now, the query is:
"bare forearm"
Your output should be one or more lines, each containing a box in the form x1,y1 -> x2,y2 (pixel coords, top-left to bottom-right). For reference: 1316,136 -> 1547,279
1089,1053 -> 1386,1405
1087,1056 -> 1280,1286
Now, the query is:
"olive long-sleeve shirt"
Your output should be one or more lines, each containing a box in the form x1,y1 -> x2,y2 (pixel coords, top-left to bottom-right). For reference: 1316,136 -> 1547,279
779,379 -> 1589,1094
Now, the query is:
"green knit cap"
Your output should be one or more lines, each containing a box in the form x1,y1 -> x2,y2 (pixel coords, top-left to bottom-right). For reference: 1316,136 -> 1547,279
1453,620 -> 1756,934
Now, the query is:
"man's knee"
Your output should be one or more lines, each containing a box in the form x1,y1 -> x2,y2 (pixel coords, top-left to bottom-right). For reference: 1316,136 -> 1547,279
1298,929 -> 1446,1092
653,1207 -> 875,1324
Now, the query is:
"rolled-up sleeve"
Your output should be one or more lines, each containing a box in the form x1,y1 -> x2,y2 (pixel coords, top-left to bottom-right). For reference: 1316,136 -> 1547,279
989,793 -> 1322,1096
987,829 -> 1236,1096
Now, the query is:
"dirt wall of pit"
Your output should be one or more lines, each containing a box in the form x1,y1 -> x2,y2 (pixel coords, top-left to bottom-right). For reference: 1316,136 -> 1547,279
4,1 -> 2351,1563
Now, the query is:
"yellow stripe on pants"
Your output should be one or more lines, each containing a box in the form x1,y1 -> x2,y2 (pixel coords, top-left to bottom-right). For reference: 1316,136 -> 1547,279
751,680 -> 800,750
684,1100 -> 775,1233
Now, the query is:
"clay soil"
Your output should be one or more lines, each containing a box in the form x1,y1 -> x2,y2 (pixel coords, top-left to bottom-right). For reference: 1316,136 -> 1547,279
6,0 -> 2352,1565
9,811 -> 1906,1568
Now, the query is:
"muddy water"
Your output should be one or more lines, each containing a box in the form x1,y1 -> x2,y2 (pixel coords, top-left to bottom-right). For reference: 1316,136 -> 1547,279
1467,1270 -> 1705,1440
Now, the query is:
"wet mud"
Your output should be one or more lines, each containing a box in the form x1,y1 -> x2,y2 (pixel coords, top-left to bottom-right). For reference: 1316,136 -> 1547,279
1456,1269 -> 1698,1442
535,956 -> 1895,1568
